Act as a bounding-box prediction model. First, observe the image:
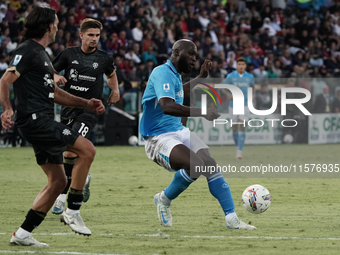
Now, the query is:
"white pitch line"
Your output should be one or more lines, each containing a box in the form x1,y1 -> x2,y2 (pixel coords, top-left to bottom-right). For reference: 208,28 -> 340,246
135,234 -> 340,241
0,251 -> 130,255
1,232 -> 340,241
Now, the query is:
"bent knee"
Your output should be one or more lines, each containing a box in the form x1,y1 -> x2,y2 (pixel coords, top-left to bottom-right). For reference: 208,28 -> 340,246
64,151 -> 77,158
83,143 -> 96,161
75,138 -> 96,161
201,155 -> 217,167
52,175 -> 67,193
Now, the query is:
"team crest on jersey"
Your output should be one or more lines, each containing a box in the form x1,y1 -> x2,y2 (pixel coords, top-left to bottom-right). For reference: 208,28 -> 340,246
69,69 -> 78,81
13,55 -> 22,65
163,83 -> 170,91
93,62 -> 98,69
72,60 -> 79,64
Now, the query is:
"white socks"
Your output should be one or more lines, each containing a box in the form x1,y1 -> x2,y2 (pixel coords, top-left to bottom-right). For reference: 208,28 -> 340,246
225,212 -> 237,223
65,208 -> 79,215
57,194 -> 67,203
15,227 -> 31,239
160,191 -> 171,206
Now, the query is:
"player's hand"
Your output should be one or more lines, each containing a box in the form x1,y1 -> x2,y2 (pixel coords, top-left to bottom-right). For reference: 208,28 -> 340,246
204,107 -> 220,121
1,109 -> 14,129
54,74 -> 67,86
107,90 -> 120,105
198,60 -> 212,78
87,98 -> 105,115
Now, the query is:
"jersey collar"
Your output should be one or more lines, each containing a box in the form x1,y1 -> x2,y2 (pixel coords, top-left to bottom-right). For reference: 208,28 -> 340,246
166,60 -> 179,75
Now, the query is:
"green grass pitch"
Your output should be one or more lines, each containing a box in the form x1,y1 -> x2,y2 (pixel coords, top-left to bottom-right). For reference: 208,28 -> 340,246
0,144 -> 340,255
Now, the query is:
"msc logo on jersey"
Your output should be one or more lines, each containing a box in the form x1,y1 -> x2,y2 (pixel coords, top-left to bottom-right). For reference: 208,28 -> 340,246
69,69 -> 78,81
231,78 -> 252,87
93,62 -> 98,69
163,83 -> 170,91
13,55 -> 22,65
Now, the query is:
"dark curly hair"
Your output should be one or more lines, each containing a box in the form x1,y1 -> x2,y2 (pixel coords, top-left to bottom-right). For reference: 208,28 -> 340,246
23,6 -> 56,40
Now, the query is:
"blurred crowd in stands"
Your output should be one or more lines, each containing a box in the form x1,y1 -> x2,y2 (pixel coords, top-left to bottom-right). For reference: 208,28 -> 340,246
0,0 -> 340,115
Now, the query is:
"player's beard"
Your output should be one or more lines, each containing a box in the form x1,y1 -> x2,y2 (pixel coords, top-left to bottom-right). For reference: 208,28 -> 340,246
178,55 -> 192,74
89,42 -> 97,50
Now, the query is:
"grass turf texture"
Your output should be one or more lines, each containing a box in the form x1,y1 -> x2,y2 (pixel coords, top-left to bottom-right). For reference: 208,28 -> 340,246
0,144 -> 339,255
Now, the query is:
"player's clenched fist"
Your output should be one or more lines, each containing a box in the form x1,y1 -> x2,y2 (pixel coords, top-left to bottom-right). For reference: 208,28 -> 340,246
87,98 -> 105,115
204,107 -> 221,121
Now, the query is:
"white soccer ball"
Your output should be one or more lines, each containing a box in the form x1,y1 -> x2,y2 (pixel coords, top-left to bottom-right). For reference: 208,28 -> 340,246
128,135 -> 138,146
283,134 -> 293,144
241,184 -> 271,214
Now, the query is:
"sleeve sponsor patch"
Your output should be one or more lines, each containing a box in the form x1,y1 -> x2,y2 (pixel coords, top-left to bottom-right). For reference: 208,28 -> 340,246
13,55 -> 22,65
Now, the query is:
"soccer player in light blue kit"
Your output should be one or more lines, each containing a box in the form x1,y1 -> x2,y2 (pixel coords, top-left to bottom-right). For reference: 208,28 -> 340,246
140,40 -> 256,230
225,57 -> 254,159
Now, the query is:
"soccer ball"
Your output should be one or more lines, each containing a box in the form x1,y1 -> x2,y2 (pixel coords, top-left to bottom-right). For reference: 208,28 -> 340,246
241,184 -> 271,214
128,135 -> 138,146
283,134 -> 293,144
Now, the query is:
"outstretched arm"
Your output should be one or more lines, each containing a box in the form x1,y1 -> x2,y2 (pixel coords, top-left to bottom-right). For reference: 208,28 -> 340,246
183,59 -> 212,96
159,97 -> 220,121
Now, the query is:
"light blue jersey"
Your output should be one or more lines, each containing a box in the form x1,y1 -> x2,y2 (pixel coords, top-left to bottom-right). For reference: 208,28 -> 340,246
140,60 -> 184,137
225,70 -> 254,108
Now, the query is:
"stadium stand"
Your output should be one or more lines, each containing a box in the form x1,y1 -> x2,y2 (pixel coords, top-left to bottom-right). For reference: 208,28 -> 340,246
0,0 -> 339,145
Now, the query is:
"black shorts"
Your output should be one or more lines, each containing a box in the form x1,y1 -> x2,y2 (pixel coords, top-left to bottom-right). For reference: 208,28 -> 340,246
61,113 -> 97,139
18,115 -> 80,165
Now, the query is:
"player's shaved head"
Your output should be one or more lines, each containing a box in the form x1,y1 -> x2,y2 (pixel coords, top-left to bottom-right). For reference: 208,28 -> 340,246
171,39 -> 196,55
170,39 -> 197,74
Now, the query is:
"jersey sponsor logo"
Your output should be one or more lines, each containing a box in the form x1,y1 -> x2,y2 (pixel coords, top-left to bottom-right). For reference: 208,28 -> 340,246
237,82 -> 250,87
70,85 -> 90,92
62,129 -> 72,136
177,90 -> 184,98
78,74 -> 96,82
48,92 -> 54,98
69,69 -> 78,81
72,60 -> 79,64
13,55 -> 22,65
93,62 -> 98,69
44,62 -> 49,66
163,83 -> 170,91
43,74 -> 54,88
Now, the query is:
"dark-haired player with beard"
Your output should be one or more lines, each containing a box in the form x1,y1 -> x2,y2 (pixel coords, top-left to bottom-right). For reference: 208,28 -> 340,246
51,18 -> 119,234
139,39 -> 256,230
0,7 -> 105,246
